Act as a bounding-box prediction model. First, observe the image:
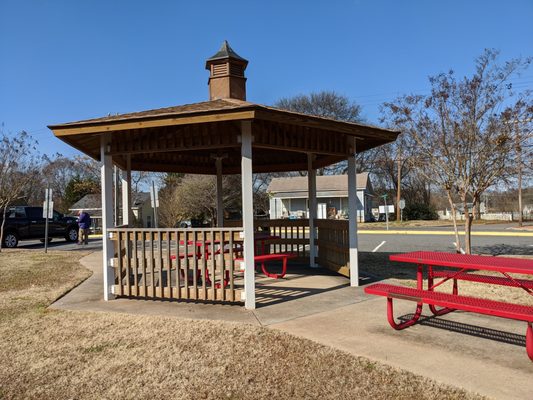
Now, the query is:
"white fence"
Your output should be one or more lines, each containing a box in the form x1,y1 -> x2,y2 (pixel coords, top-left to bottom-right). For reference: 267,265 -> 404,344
438,210 -> 532,222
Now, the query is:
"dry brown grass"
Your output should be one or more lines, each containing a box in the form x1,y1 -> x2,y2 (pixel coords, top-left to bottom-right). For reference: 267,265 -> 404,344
0,250 -> 486,400
360,252 -> 533,306
0,249 -> 91,321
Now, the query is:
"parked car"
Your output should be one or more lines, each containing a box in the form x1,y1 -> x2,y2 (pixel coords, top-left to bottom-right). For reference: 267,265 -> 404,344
177,218 -> 210,228
0,206 -> 79,248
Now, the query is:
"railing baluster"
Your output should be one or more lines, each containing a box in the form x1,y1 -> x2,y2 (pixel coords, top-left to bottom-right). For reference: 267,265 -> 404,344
150,231 -> 155,297
158,231 -> 163,298
125,231 -> 131,296
142,231 -> 147,297
201,230 -> 207,301
229,231 -> 234,302
210,230 -> 216,301
184,230 -> 189,297
167,231 -> 172,298
176,230 -> 181,299
193,230 -> 198,299
133,230 -> 138,296
117,231 -> 123,296
219,231 -> 226,301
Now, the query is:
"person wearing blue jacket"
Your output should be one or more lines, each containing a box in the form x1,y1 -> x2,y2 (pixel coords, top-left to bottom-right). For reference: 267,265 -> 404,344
77,210 -> 91,245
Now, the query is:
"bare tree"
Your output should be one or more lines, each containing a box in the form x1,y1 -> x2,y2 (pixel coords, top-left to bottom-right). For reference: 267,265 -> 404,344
158,174 -> 242,227
0,131 -> 41,250
382,49 -> 532,253
275,90 -> 375,174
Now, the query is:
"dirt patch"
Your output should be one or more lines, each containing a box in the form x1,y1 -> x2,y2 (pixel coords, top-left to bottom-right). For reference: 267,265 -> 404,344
0,250 -> 486,400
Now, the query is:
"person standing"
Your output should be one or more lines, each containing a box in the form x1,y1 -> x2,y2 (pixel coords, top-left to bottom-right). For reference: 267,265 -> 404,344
77,210 -> 91,245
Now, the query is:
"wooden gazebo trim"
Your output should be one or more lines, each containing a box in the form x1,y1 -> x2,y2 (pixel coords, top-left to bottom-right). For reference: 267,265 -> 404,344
49,100 -> 399,175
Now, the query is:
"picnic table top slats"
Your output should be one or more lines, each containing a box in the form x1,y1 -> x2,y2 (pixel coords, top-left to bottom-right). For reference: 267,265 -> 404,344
389,251 -> 533,275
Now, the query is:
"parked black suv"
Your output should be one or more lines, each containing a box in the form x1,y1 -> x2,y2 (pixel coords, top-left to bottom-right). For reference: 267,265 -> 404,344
1,206 -> 79,248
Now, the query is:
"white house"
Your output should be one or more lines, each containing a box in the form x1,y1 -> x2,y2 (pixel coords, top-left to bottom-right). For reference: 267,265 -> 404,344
69,192 -> 154,230
267,172 -> 374,222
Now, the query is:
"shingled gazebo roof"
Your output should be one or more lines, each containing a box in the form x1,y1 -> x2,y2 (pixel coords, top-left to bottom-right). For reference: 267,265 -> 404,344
48,98 -> 399,174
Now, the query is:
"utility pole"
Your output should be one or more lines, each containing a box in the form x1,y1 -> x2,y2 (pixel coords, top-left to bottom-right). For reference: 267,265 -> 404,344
515,121 -> 523,227
396,150 -> 402,222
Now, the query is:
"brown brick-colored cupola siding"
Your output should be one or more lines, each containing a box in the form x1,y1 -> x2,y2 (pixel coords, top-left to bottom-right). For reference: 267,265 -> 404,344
205,41 -> 248,101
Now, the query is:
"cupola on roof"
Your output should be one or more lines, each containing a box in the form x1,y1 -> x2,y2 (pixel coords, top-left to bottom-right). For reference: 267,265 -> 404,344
205,40 -> 248,66
205,41 -> 248,101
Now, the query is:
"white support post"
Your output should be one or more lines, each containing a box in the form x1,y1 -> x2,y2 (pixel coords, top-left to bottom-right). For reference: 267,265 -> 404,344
307,154 -> 317,268
121,155 -> 132,227
101,134 -> 115,300
114,165 -> 120,226
347,137 -> 359,286
241,121 -> 255,309
215,157 -> 224,227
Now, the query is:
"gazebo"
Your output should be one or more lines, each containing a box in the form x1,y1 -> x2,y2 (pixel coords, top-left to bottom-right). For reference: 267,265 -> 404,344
49,41 -> 399,309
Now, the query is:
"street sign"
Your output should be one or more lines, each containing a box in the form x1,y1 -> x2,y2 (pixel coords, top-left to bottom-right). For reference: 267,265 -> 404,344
379,205 -> 394,213
399,199 -> 406,210
150,186 -> 160,208
43,201 -> 53,219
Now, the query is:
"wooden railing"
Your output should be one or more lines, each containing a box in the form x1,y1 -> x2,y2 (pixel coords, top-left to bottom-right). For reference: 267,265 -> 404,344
108,228 -> 244,303
315,219 -> 349,277
224,219 -> 310,262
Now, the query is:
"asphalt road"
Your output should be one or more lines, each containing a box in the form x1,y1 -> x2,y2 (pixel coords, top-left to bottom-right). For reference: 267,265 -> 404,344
358,233 -> 533,256
13,223 -> 532,256
15,237 -> 103,252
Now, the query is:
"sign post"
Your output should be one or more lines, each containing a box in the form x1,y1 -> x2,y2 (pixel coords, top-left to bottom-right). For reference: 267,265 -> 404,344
399,198 -> 406,222
150,181 -> 159,228
43,188 -> 53,253
380,194 -> 390,230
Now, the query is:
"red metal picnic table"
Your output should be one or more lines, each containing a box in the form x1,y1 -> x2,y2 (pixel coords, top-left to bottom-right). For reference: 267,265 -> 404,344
365,251 -> 533,361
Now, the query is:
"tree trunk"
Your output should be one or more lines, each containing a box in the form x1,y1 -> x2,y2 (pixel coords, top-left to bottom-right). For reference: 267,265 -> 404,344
463,199 -> 474,254
446,190 -> 462,253
396,156 -> 401,222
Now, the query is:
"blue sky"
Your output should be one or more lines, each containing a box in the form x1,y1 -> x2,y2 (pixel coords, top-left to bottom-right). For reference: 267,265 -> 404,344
1,0 -> 532,157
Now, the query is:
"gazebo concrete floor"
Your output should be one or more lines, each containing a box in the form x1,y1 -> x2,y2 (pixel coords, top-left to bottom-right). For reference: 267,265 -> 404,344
51,251 -> 533,400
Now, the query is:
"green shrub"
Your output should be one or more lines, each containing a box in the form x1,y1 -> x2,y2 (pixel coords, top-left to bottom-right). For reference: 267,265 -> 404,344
403,203 -> 438,220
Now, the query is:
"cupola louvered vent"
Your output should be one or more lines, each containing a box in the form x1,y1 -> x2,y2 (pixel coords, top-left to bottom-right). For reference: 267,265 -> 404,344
205,41 -> 248,101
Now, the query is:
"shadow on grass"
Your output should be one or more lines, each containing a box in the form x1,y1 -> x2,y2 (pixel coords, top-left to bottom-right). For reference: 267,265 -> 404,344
473,244 -> 533,256
359,251 -> 421,282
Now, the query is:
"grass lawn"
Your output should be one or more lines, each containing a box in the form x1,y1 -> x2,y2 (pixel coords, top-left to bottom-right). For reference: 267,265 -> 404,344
0,250 -> 486,400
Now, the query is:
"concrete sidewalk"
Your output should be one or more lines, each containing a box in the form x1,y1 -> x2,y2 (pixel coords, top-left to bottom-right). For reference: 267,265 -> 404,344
52,251 -> 533,400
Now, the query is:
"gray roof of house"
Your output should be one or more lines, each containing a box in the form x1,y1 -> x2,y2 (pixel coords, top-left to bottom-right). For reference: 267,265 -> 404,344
69,192 -> 151,210
69,193 -> 101,210
267,172 -> 370,194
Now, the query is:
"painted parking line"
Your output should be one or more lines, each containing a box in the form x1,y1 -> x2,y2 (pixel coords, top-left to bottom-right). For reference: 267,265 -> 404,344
372,241 -> 386,252
358,230 -> 533,237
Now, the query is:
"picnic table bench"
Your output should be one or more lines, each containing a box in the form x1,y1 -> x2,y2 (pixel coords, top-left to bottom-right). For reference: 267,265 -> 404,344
364,251 -> 533,361
235,252 -> 297,279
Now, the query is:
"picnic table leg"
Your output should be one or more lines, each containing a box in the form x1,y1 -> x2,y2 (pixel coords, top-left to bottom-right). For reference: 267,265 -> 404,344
427,266 -> 456,316
527,322 -> 533,362
386,298 -> 423,330
384,264 -> 424,330
261,257 -> 287,279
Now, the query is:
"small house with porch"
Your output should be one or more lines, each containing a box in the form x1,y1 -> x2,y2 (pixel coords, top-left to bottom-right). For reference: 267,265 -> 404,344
268,172 -> 374,222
